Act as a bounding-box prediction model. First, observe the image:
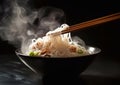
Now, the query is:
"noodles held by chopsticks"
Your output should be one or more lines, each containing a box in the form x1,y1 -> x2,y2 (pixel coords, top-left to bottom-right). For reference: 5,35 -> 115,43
27,24 -> 89,57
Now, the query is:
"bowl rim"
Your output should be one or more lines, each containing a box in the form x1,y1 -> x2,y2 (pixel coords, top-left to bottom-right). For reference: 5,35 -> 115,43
15,46 -> 101,59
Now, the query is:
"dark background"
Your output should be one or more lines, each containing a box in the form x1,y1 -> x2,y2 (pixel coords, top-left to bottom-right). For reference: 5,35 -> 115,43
0,0 -> 120,85
0,0 -> 120,56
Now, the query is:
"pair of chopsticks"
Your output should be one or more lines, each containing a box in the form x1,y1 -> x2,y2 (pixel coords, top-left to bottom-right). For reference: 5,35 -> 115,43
61,12 -> 120,34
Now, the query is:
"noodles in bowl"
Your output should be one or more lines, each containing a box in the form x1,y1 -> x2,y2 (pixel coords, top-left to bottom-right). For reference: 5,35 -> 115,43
16,46 -> 101,84
23,24 -> 90,58
15,23 -> 101,84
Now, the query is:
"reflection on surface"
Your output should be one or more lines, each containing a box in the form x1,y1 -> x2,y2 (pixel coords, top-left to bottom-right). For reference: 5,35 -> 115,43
0,55 -> 86,85
0,55 -> 42,85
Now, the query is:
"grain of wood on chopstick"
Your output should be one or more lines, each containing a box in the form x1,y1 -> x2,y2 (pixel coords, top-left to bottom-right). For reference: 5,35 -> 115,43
61,12 -> 120,34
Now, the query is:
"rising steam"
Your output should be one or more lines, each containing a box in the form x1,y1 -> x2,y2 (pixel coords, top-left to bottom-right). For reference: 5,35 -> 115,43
0,0 -> 66,52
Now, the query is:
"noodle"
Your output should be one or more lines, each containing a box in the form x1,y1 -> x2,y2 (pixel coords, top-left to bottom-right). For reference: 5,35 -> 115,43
27,24 -> 89,57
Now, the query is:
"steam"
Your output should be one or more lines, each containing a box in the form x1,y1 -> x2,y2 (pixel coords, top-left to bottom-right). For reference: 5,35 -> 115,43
0,0 -> 66,52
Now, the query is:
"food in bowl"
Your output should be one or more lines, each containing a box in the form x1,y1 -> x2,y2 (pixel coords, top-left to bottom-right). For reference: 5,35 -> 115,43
25,24 -> 90,58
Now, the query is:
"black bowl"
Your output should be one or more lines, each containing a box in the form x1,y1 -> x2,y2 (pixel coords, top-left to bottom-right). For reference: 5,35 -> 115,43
15,46 -> 101,84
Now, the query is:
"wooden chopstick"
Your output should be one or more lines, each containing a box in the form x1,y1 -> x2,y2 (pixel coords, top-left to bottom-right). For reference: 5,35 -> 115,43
61,12 -> 120,34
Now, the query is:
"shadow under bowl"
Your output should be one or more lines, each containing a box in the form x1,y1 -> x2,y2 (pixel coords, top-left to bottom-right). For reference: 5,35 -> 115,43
15,46 -> 101,84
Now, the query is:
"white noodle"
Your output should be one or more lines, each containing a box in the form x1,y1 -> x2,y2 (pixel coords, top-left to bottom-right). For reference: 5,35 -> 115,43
28,24 -> 89,57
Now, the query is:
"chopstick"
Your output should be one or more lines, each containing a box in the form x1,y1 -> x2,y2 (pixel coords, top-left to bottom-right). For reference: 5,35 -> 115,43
61,12 -> 120,34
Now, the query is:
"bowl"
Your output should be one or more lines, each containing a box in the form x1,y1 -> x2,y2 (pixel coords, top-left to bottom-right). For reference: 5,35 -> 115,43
15,46 -> 101,84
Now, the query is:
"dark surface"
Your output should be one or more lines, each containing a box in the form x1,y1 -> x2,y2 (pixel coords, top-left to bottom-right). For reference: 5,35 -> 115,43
0,52 -> 120,85
0,54 -> 41,85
